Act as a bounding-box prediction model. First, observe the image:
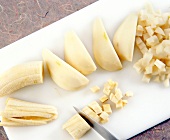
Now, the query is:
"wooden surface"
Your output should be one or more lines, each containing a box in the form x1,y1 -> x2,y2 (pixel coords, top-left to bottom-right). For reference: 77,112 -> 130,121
0,0 -> 169,140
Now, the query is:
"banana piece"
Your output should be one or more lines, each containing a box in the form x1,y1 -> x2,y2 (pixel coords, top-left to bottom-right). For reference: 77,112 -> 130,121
82,106 -> 100,123
0,98 -> 58,126
113,13 -> 138,61
88,101 -> 102,114
64,31 -> 97,75
42,49 -> 89,90
0,61 -> 43,97
63,114 -> 91,139
93,18 -> 122,71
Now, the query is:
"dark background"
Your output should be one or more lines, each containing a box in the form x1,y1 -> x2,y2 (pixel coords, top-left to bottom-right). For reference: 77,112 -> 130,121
0,0 -> 169,139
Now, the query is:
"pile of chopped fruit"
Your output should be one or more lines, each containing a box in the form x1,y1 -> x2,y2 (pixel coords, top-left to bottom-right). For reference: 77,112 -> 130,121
134,4 -> 170,87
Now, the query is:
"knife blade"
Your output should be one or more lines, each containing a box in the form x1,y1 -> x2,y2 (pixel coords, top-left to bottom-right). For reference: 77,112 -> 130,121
73,106 -> 118,140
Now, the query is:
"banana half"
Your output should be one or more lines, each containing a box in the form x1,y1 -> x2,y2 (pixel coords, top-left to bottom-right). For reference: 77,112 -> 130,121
0,61 -> 43,97
42,49 -> 89,90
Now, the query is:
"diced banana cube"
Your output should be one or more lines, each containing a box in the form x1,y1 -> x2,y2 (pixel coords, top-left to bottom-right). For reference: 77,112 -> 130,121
110,93 -> 119,104
63,114 -> 91,139
143,33 -> 150,41
99,95 -> 108,103
146,35 -> 159,47
155,27 -> 165,36
100,118 -> 109,124
125,91 -> 133,97
90,86 -> 100,93
136,37 -> 143,45
122,100 -> 128,107
103,88 -> 111,96
145,26 -> 154,36
115,88 -> 123,101
99,112 -> 109,120
102,104 -> 112,114
116,100 -> 123,109
137,25 -> 144,31
88,101 -> 102,114
154,59 -> 165,70
142,74 -> 151,83
82,106 -> 100,123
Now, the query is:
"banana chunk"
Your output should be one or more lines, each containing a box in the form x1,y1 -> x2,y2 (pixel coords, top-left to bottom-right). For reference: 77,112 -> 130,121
88,101 -> 102,114
90,86 -> 100,93
63,114 -> 91,139
0,61 -> 43,97
99,95 -> 108,103
0,98 -> 58,126
82,106 -> 100,123
102,104 -> 112,114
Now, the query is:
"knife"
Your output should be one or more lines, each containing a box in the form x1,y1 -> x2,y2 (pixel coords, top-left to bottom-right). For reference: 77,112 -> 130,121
73,106 -> 118,140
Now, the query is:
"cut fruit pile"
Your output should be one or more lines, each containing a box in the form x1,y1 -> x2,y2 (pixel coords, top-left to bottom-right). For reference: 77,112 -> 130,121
63,80 -> 133,139
134,4 -> 170,87
0,98 -> 58,126
85,80 -> 133,125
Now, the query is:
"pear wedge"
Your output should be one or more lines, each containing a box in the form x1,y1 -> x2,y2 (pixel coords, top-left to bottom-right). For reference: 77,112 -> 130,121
42,49 -> 89,90
93,18 -> 122,71
64,31 -> 96,75
113,13 -> 138,61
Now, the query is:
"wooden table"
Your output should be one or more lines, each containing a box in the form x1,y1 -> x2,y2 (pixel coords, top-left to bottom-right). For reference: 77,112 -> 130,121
0,0 -> 169,139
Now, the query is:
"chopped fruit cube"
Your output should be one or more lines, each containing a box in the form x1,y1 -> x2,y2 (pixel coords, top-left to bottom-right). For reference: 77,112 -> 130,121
122,100 -> 128,107
125,91 -> 133,97
110,93 -> 119,104
115,88 -> 123,100
99,95 -> 108,103
116,100 -> 123,109
88,101 -> 102,114
100,118 -> 109,124
99,112 -> 109,120
154,59 -> 165,70
82,106 -> 100,123
145,26 -> 154,36
102,104 -> 112,114
103,88 -> 111,96
90,86 -> 100,93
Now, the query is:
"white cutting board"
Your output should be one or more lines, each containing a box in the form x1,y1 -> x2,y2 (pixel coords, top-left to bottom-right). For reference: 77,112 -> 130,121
0,0 -> 170,139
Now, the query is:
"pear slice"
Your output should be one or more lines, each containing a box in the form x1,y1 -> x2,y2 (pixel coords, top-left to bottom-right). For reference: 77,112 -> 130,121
64,31 -> 96,75
93,18 -> 122,71
113,13 -> 138,61
42,49 -> 89,90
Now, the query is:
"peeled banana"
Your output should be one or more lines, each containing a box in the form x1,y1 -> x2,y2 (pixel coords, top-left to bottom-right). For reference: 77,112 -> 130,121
93,18 -> 122,71
42,49 -> 89,90
113,13 -> 138,61
0,98 -> 58,126
0,61 -> 43,97
63,114 -> 91,139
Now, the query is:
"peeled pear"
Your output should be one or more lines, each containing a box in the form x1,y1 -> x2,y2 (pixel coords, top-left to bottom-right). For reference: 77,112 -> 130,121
64,31 -> 96,75
42,49 -> 89,90
113,13 -> 138,61
93,18 -> 122,71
